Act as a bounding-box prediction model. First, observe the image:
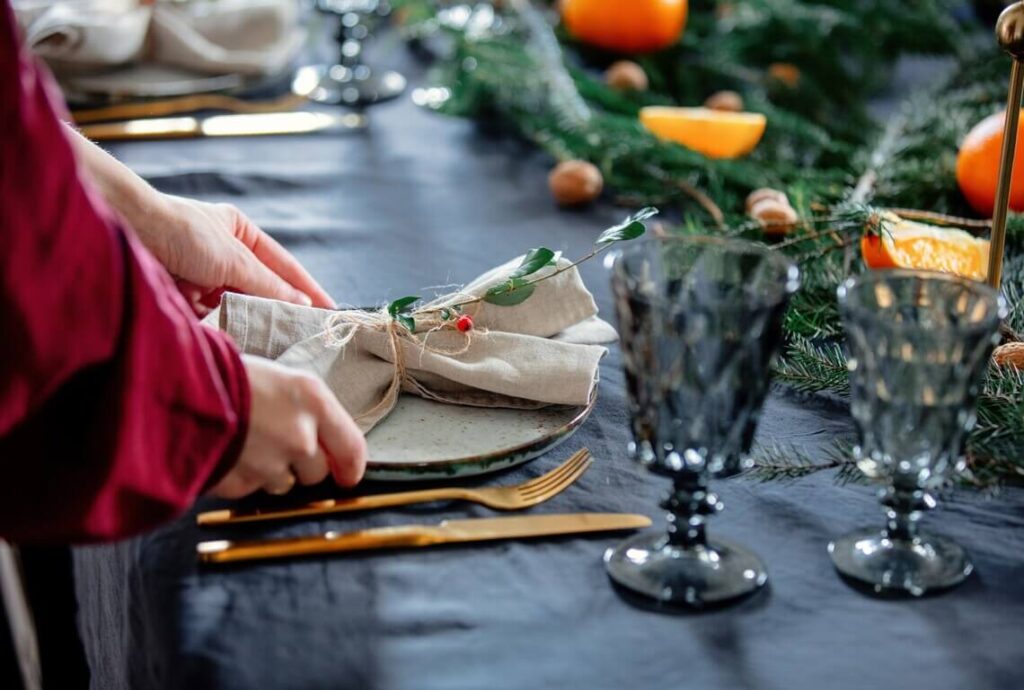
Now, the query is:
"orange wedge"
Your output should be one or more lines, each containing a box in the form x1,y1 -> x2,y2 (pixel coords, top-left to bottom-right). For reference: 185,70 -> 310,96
639,106 -> 767,159
861,214 -> 990,282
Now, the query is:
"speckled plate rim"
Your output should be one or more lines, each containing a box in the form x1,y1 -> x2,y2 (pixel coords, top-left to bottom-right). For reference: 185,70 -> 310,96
363,390 -> 597,482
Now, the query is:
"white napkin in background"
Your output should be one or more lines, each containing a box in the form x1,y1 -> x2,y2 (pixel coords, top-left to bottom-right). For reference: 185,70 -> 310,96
150,0 -> 304,76
14,0 -> 151,71
13,0 -> 304,77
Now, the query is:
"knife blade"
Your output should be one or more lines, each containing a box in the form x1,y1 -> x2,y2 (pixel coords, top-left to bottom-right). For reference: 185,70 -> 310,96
196,513 -> 652,564
78,111 -> 367,141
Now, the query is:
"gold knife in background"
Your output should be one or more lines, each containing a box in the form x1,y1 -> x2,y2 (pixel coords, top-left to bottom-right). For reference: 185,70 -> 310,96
71,92 -> 309,124
79,111 -> 367,142
197,513 -> 652,565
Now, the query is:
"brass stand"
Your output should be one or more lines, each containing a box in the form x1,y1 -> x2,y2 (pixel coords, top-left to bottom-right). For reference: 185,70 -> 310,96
989,3 -> 1024,288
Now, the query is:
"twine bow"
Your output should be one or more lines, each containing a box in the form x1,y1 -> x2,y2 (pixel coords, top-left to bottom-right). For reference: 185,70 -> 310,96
323,301 -> 480,426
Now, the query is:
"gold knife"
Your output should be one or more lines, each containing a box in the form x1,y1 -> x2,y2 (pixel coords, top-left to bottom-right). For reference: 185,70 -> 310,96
196,513 -> 652,565
78,111 -> 367,142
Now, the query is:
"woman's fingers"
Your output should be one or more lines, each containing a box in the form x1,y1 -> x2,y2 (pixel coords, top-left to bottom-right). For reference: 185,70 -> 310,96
209,469 -> 263,499
292,445 -> 331,486
264,470 -> 297,496
233,358 -> 367,501
228,246 -> 313,306
306,381 -> 367,487
239,220 -> 336,308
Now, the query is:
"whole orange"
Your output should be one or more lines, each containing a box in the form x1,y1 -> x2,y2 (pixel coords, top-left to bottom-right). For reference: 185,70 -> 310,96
560,0 -> 688,54
956,110 -> 1024,217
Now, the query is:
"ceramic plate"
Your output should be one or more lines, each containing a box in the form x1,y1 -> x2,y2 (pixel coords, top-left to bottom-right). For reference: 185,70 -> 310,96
364,394 -> 595,481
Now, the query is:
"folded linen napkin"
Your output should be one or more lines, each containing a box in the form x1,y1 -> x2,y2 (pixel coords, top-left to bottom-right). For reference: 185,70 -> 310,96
204,258 -> 618,434
14,0 -> 303,76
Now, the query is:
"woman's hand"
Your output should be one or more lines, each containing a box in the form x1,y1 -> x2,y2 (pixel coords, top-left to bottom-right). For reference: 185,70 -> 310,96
64,125 -> 334,312
210,356 -> 367,498
147,194 -> 335,314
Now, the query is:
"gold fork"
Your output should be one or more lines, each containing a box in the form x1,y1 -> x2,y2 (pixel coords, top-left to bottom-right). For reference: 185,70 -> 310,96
196,448 -> 593,527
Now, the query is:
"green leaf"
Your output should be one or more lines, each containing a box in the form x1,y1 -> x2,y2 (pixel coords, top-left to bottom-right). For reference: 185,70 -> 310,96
595,207 -> 658,246
508,247 -> 556,280
396,314 -> 416,333
440,308 -> 453,320
484,279 -> 536,306
388,296 -> 420,316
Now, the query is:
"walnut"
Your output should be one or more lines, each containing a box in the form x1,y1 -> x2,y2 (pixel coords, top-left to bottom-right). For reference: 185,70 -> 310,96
749,198 -> 799,236
993,342 -> 1024,369
745,188 -> 790,214
705,90 -> 744,113
768,62 -> 802,88
605,61 -> 649,92
548,160 -> 604,206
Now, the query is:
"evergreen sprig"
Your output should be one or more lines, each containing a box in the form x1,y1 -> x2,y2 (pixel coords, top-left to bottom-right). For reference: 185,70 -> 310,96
747,441 -> 861,484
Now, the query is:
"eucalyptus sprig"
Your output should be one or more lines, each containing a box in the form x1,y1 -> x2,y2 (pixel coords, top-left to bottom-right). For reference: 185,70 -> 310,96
387,295 -> 420,334
385,207 -> 657,330
475,206 -> 656,308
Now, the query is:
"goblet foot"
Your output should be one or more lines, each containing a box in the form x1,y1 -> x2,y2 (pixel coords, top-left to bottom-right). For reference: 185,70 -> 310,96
828,528 -> 973,596
604,533 -> 767,607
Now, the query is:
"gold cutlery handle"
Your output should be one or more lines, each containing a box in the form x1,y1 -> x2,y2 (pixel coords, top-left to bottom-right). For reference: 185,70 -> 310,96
72,93 -> 307,124
197,525 -> 445,564
197,488 -> 474,526
78,118 -> 201,141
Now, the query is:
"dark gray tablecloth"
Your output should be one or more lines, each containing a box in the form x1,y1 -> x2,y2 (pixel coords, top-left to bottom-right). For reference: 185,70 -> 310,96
72,50 -> 1024,690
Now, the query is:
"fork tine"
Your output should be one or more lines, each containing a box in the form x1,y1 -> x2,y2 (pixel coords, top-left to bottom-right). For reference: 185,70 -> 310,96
518,451 -> 591,496
518,448 -> 591,492
519,457 -> 593,501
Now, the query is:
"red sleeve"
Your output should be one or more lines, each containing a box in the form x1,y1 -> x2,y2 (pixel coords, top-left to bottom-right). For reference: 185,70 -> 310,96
0,2 -> 250,543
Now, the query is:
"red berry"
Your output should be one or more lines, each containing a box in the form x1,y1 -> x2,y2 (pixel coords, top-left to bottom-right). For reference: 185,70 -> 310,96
456,314 -> 474,332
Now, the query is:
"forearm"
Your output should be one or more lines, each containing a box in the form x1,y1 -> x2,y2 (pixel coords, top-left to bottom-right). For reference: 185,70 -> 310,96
62,122 -> 173,239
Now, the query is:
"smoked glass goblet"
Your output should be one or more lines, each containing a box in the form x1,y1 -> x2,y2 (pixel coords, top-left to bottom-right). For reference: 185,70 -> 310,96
604,237 -> 799,607
830,270 -> 1004,596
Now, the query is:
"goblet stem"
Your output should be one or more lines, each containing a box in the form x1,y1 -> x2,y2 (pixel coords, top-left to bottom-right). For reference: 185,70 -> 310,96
662,474 -> 721,548
606,472 -> 765,606
880,481 -> 935,542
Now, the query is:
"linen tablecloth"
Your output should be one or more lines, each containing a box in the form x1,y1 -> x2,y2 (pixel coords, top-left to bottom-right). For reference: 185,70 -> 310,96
72,48 -> 1024,690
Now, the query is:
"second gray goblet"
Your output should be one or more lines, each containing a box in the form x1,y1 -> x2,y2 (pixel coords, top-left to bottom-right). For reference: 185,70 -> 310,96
830,269 -> 1005,596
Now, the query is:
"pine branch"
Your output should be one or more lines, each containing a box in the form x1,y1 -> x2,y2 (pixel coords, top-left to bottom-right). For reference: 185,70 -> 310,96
773,337 -> 850,394
747,441 -> 861,483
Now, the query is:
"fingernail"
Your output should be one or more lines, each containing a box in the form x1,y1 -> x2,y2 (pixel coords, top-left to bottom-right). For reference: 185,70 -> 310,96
296,292 -> 313,306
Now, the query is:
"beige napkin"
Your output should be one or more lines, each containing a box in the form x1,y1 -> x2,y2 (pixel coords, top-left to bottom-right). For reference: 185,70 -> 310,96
205,258 -> 618,433
14,0 -> 303,76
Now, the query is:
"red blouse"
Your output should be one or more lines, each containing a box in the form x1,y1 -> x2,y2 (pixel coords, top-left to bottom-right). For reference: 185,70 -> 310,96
0,2 -> 249,543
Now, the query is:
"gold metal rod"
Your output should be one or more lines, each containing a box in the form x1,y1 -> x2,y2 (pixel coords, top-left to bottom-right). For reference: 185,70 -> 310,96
990,1 -> 1024,288
988,59 -> 1024,289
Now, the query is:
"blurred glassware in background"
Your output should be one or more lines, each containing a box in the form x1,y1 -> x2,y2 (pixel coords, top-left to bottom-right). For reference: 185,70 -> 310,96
295,0 -> 406,106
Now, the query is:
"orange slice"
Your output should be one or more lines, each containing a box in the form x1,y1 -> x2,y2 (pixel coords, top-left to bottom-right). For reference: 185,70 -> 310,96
861,214 -> 990,282
639,106 -> 767,159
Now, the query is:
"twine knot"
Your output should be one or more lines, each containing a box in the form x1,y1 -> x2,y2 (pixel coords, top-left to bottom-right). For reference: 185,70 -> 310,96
323,303 -> 481,424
